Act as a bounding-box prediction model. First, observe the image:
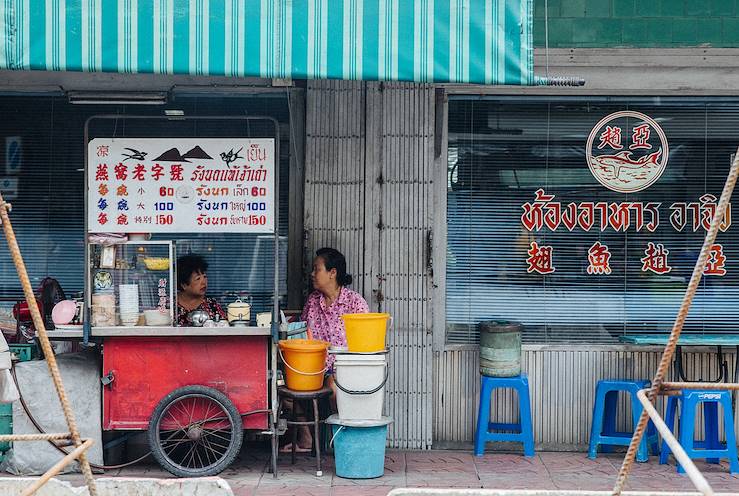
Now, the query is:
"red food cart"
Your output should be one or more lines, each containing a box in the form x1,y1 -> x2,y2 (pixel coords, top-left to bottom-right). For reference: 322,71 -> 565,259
80,116 -> 282,477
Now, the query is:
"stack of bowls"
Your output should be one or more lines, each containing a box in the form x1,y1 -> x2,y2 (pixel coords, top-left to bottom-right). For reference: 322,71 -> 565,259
118,284 -> 139,326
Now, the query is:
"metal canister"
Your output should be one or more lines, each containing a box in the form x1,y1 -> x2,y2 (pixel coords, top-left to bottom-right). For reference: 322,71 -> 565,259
478,320 -> 522,377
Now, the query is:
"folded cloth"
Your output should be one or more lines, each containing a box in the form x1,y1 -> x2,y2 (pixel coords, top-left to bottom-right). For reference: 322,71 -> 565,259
0,369 -> 18,403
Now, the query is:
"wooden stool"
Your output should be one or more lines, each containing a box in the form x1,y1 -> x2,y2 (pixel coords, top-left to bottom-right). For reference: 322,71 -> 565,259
278,385 -> 332,476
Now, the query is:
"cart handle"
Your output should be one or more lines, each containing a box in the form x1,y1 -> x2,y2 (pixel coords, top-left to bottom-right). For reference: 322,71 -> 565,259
277,347 -> 328,376
333,364 -> 389,395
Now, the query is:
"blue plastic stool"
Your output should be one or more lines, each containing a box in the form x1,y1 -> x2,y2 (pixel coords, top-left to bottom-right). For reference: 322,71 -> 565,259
588,379 -> 659,462
474,374 -> 534,457
660,390 -> 739,474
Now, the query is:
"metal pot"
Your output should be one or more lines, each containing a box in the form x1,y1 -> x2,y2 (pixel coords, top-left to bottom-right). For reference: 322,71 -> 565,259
227,298 -> 251,324
230,319 -> 250,327
188,310 -> 210,327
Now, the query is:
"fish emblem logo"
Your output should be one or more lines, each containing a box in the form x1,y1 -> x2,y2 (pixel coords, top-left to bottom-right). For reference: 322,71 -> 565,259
586,111 -> 669,193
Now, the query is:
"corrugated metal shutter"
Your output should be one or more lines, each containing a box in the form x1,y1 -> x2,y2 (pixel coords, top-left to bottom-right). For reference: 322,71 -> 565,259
374,83 -> 434,449
304,80 -> 368,296
304,81 -> 434,449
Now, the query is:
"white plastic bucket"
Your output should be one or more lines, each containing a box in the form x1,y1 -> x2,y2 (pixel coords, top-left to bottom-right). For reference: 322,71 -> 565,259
333,353 -> 388,420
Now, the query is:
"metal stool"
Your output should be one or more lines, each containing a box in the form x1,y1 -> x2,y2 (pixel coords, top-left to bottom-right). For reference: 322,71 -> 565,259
278,385 -> 332,476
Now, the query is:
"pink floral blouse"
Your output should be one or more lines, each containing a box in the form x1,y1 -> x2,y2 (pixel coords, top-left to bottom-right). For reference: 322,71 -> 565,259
301,287 -> 369,369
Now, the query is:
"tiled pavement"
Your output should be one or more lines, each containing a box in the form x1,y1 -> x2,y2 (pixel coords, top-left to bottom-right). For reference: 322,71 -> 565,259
45,450 -> 739,495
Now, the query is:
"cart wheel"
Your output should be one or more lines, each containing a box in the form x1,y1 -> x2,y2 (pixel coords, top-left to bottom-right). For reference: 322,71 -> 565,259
147,385 -> 243,477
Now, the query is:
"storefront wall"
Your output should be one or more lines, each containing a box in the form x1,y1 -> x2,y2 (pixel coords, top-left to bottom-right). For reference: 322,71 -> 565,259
432,48 -> 739,450
305,48 -> 739,451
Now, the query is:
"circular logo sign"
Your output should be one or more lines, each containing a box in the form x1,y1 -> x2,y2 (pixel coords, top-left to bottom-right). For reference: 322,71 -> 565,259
586,111 -> 669,193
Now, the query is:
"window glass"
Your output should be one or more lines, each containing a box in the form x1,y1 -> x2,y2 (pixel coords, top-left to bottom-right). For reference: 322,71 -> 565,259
447,97 -> 739,344
0,95 -> 290,332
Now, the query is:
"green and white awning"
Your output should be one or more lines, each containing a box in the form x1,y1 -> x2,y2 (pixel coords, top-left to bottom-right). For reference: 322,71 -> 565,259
0,0 -> 534,85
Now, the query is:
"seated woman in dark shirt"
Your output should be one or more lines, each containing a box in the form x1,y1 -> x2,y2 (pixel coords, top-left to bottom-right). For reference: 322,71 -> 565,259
175,254 -> 226,326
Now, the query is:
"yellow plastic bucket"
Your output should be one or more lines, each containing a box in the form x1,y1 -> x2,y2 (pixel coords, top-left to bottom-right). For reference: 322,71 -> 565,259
341,313 -> 391,352
278,339 -> 329,391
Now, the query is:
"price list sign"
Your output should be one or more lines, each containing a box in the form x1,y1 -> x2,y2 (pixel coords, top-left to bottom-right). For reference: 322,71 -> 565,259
87,138 -> 275,234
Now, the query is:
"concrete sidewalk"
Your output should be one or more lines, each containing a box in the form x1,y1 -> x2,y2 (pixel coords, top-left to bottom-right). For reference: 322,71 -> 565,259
43,450 -> 739,495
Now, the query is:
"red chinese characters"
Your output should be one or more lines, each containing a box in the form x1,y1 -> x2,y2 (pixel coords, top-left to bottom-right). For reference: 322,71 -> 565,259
98,183 -> 109,196
151,164 -> 164,181
629,124 -> 652,150
116,185 -> 128,196
97,212 -> 108,225
641,242 -> 672,274
597,126 -> 623,150
705,244 -> 727,276
526,241 -> 555,274
95,164 -> 109,181
587,242 -> 612,275
170,164 -> 184,181
114,163 -> 128,180
133,164 -> 147,181
117,214 -> 128,226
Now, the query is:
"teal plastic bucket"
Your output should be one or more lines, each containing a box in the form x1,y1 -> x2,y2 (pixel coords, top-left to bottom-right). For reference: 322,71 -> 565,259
327,415 -> 393,479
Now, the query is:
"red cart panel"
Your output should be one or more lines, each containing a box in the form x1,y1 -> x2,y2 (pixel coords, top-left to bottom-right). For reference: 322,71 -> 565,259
103,336 -> 269,430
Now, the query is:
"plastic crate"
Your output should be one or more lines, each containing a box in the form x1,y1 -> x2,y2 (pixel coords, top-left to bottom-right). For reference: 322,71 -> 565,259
9,343 -> 37,362
0,403 -> 12,453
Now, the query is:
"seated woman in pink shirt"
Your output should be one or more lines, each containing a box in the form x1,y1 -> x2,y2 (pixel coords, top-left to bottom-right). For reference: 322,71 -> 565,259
282,247 -> 368,453
301,247 -> 369,370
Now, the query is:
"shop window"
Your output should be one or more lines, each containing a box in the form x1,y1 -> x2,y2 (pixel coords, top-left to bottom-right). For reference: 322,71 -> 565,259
0,95 -> 291,332
446,97 -> 739,344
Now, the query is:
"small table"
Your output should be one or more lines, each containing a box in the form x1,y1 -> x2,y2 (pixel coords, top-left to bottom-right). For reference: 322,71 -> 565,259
620,334 -> 739,383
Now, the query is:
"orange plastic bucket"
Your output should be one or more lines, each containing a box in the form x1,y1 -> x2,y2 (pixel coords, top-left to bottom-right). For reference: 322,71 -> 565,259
278,339 -> 329,391
341,313 -> 391,352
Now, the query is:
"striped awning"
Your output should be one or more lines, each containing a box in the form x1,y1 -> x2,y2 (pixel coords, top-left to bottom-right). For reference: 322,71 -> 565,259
0,0 -> 534,85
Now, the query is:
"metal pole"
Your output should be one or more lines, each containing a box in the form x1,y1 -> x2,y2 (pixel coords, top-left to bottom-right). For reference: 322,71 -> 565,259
612,149 -> 739,495
635,389 -> 713,495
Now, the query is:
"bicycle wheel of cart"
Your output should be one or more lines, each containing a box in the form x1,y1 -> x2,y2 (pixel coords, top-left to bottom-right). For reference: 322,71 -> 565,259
148,385 -> 243,477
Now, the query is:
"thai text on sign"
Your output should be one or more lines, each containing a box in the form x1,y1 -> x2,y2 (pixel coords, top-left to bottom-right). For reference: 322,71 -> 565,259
521,189 -> 732,233
87,138 -> 275,233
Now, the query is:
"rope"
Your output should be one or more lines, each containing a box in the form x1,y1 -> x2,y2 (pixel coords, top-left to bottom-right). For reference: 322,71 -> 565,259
0,433 -> 71,441
0,192 -> 97,495
612,149 -> 739,496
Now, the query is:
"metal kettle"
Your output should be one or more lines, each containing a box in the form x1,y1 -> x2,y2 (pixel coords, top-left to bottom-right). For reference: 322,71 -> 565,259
188,309 -> 210,327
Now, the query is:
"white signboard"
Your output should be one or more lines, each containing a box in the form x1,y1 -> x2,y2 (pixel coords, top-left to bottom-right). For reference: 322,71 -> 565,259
87,138 -> 275,234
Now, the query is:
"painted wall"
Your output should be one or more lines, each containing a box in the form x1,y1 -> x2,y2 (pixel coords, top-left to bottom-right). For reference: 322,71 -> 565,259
534,0 -> 739,47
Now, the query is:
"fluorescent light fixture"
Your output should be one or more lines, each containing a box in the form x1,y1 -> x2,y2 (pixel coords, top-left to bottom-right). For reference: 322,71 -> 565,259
164,109 -> 185,120
67,91 -> 168,105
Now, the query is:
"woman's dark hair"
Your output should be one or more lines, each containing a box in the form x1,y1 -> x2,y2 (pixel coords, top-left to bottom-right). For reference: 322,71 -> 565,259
177,254 -> 209,290
316,247 -> 352,286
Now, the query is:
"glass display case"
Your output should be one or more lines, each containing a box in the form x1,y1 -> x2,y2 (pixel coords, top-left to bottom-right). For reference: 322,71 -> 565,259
87,241 -> 175,327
